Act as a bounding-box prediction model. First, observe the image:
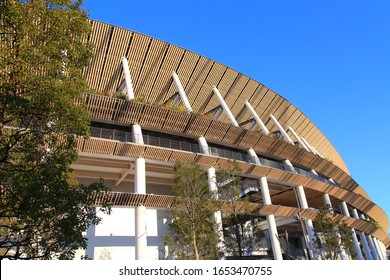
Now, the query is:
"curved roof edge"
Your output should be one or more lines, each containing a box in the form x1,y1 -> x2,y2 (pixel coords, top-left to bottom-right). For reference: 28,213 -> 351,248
84,20 -> 349,173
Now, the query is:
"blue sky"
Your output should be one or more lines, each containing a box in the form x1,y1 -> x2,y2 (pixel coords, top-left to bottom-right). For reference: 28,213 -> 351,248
83,0 -> 390,232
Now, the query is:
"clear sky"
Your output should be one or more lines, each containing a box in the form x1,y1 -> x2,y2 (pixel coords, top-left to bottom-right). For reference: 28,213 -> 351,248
83,0 -> 390,232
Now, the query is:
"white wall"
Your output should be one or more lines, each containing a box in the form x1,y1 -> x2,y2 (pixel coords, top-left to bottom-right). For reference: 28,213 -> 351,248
81,207 -> 169,260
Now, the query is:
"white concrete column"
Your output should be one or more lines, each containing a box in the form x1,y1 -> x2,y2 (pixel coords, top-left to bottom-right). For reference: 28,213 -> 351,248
248,148 -> 261,164
269,114 -> 295,145
322,193 -> 332,207
296,185 -> 309,209
172,72 -> 193,113
132,124 -> 147,260
324,196 -> 348,259
339,201 -> 364,260
351,208 -> 373,260
283,159 -> 295,173
296,185 -> 317,259
359,213 -> 380,260
379,240 -> 388,260
259,177 -> 283,260
198,136 -> 210,155
207,167 -> 224,257
245,100 -> 270,135
288,126 -> 310,152
358,232 -> 373,260
311,169 -> 318,176
373,238 -> 385,260
267,214 -> 283,260
135,205 -> 147,260
379,241 -> 388,260
259,177 -> 272,205
212,86 -> 239,127
135,158 -> 146,194
122,57 -> 135,100
135,157 -> 147,260
132,124 -> 144,144
366,235 -> 379,260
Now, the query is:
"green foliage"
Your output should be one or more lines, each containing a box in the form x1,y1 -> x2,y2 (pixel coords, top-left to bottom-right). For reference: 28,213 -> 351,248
161,101 -> 187,113
313,205 -> 354,260
217,161 -> 265,259
164,162 -> 220,260
0,0 -> 110,259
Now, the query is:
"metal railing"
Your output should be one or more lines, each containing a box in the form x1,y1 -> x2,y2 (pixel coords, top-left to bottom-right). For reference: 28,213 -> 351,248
89,125 -> 338,187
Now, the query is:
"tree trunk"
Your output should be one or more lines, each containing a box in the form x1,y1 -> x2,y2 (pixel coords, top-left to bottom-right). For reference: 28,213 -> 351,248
191,226 -> 199,260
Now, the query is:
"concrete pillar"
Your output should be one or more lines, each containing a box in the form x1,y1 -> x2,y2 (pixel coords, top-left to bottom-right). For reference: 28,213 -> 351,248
373,238 -> 384,260
132,124 -> 147,260
259,177 -> 283,260
366,235 -> 379,260
359,213 -> 380,260
379,241 -> 388,260
296,185 -> 317,259
172,72 -> 193,113
207,167 -> 224,257
248,148 -> 261,164
339,201 -> 364,260
311,169 -> 318,176
269,114 -> 294,145
135,157 -> 147,260
135,205 -> 147,260
135,158 -> 146,194
322,193 -> 332,207
359,232 -> 373,260
198,136 -> 210,155
351,208 -> 373,260
212,86 -> 239,127
122,57 -> 135,100
132,124 -> 144,144
283,159 -> 295,173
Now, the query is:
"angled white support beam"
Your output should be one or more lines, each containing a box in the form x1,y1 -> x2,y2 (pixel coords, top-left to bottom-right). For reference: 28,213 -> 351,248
269,114 -> 294,145
310,144 -> 324,158
122,57 -> 135,100
212,86 -> 239,127
172,72 -> 193,113
115,164 -> 134,187
288,126 -> 310,152
300,137 -> 316,154
245,100 -> 270,135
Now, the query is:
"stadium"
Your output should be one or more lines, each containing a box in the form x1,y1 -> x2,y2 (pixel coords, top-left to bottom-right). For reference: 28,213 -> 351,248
74,20 -> 389,260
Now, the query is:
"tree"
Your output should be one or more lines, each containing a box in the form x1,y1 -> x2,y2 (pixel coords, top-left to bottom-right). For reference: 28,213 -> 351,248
0,0 -> 110,259
217,161 -> 265,259
164,162 -> 220,260
313,204 -> 354,260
